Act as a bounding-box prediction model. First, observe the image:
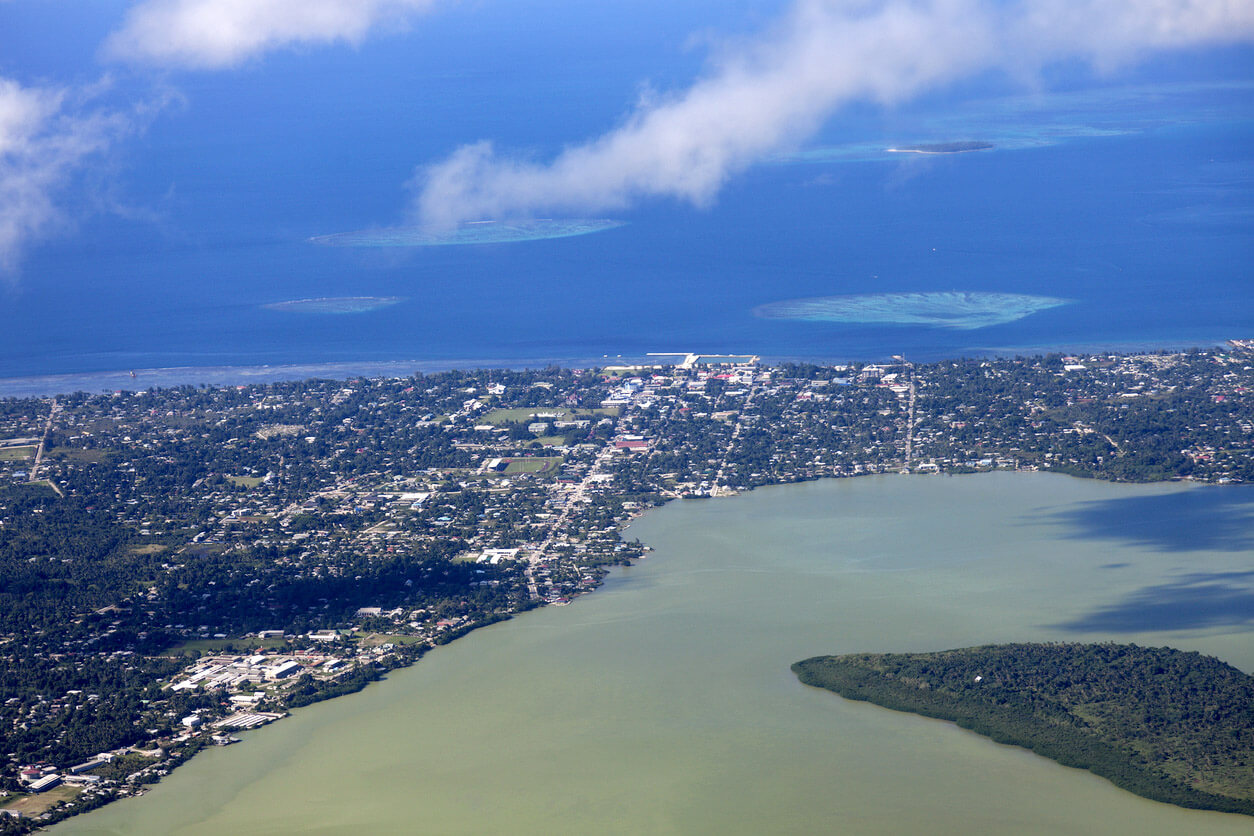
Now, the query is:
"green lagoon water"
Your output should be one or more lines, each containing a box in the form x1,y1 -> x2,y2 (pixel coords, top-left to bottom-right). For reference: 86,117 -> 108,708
58,473 -> 1254,835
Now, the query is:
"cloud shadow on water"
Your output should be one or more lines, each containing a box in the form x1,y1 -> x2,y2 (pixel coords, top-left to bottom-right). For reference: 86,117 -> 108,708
1051,571 -> 1254,633
1039,485 -> 1254,553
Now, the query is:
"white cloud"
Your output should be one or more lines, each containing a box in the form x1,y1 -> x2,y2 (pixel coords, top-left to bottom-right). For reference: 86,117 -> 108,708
105,0 -> 437,69
0,78 -> 149,275
413,0 -> 1254,228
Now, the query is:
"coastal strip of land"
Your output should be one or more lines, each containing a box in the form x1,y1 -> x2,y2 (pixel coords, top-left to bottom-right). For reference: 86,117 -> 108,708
793,643 -> 1254,816
0,345 -> 1251,829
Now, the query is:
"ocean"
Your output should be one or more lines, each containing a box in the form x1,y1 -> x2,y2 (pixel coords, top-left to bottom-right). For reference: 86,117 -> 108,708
1,4 -> 1251,393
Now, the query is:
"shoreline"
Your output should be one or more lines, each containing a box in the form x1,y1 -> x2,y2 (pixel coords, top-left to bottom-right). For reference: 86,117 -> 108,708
793,642 -> 1254,817
36,471 -> 1249,832
0,357 -> 645,399
0,337 -> 1229,399
43,473 -> 1253,832
8,348 -> 1250,830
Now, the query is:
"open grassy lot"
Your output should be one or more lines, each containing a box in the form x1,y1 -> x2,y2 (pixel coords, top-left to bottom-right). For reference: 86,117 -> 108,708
226,475 -> 264,488
479,406 -> 619,425
0,446 -> 35,461
0,785 -> 79,817
169,636 -> 289,655
503,457 -> 563,475
480,407 -> 571,425
356,633 -> 428,647
48,447 -> 113,463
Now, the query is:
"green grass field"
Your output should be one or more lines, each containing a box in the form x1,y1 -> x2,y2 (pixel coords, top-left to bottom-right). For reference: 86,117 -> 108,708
356,633 -> 427,647
0,446 -> 35,461
227,475 -> 264,488
169,636 -> 289,654
480,407 -> 571,425
0,785 -> 79,817
503,457 -> 563,475
480,407 -> 619,426
48,447 -> 113,463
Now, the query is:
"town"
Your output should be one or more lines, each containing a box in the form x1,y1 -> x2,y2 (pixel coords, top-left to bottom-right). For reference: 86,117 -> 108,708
0,345 -> 1250,829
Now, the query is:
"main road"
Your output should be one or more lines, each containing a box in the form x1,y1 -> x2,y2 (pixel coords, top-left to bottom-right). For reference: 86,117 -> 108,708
28,398 -> 61,494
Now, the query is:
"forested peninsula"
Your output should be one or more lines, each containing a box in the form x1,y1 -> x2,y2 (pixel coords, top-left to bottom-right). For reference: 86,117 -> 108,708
793,643 -> 1254,816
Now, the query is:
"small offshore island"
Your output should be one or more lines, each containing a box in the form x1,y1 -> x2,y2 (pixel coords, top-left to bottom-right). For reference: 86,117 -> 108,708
887,140 -> 995,153
0,345 -> 1251,830
262,297 -> 406,315
308,218 -> 626,247
793,643 -> 1254,816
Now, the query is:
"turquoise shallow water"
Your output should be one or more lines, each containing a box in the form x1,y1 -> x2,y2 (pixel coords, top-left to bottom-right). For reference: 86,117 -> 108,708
56,473 -> 1254,835
752,290 -> 1071,329
308,219 -> 628,247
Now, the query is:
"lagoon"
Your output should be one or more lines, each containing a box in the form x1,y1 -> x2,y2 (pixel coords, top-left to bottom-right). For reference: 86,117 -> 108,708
57,473 -> 1254,835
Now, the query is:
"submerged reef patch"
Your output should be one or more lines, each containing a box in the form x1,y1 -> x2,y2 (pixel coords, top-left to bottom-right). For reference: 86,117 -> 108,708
309,219 -> 626,247
263,296 -> 406,314
753,291 -> 1070,330
886,141 -> 994,154
769,81 -> 1253,165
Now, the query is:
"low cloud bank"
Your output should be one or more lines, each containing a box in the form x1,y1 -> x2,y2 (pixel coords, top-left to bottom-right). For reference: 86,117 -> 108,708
413,0 -> 1254,228
105,0 -> 437,69
0,78 -> 150,276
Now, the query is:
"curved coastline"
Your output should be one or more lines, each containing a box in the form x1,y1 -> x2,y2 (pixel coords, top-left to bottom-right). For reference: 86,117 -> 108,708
794,643 -> 1254,816
52,472 -> 1254,835
18,346 -> 1254,831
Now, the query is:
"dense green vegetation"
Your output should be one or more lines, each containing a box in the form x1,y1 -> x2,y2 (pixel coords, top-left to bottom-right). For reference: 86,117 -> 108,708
793,643 -> 1254,816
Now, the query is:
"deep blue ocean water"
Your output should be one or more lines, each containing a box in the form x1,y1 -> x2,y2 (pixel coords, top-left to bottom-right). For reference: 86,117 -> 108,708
0,3 -> 1251,392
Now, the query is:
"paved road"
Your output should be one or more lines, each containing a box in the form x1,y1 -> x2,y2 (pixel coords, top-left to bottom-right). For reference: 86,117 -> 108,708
28,398 -> 59,490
